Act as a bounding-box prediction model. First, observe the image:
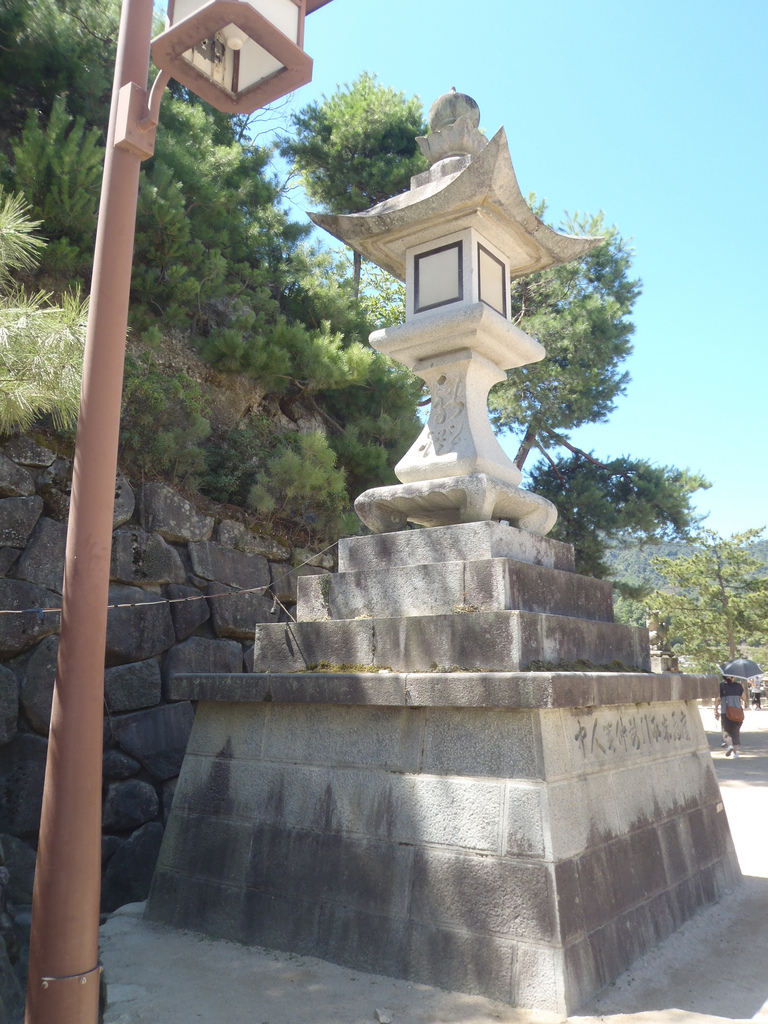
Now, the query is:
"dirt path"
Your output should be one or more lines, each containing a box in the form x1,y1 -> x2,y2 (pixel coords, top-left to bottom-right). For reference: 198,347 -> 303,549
100,706 -> 768,1024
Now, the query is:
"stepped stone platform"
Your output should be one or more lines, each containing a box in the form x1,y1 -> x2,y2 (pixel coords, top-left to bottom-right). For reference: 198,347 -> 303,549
148,523 -> 740,1015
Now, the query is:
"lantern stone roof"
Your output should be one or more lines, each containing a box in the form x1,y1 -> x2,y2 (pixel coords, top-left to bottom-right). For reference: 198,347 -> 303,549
310,97 -> 602,282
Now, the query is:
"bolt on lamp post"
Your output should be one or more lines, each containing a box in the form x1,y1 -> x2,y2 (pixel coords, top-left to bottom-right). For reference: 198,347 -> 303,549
24,3 -> 332,1022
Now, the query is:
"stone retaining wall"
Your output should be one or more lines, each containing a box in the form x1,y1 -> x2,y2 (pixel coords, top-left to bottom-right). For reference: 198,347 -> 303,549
0,436 -> 332,920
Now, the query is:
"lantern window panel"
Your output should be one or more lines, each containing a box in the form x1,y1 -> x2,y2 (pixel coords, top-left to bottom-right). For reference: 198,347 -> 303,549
414,241 -> 463,313
477,243 -> 507,317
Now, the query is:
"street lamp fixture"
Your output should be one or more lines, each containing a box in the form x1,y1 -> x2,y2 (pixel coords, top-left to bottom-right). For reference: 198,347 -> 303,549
24,1 -> 332,1022
152,0 -> 324,115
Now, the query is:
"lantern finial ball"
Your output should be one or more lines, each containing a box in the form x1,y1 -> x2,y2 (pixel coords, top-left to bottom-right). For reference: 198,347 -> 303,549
428,89 -> 481,132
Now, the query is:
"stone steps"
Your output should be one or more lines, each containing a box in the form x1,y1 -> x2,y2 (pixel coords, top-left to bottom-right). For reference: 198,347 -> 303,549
298,557 -> 614,623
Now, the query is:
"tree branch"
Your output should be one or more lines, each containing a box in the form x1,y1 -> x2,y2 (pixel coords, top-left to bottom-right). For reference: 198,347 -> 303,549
514,425 -> 537,469
540,427 -> 616,470
535,438 -> 566,484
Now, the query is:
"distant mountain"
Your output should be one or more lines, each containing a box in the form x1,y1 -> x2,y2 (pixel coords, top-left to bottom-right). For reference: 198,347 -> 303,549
605,537 -> 768,590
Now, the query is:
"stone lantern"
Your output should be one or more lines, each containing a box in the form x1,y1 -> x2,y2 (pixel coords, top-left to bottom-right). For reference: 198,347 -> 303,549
311,89 -> 601,536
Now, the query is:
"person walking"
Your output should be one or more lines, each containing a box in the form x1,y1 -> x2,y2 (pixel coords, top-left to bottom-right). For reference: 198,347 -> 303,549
716,674 -> 745,758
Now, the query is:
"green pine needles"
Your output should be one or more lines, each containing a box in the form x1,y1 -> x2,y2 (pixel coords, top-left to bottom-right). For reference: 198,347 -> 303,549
0,188 -> 86,434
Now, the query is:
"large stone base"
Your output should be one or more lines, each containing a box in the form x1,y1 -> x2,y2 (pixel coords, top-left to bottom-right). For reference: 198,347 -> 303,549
148,670 -> 738,1016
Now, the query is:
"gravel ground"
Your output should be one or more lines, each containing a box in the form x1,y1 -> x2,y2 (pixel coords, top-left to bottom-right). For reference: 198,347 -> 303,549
100,704 -> 768,1024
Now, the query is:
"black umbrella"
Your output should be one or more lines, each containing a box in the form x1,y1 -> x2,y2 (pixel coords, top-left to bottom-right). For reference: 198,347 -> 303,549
721,658 -> 763,680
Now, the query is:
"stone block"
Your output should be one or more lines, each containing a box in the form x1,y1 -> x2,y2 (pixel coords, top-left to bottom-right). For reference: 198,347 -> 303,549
162,811 -> 252,886
252,620 -> 375,672
0,734 -> 48,837
20,634 -> 59,734
185,702 -> 265,760
102,835 -> 122,864
268,672 -> 407,707
536,709 -> 572,781
238,888 -> 326,956
161,778 -> 177,825
246,826 -> 414,917
549,854 -> 585,942
163,636 -> 243,695
102,749 -> 142,780
0,496 -> 42,548
166,584 -> 210,642
137,482 -> 213,542
515,944 -> 563,1015
1,438 -> 55,468
505,782 -> 546,858
263,704 -> 423,771
216,520 -> 291,561
207,582 -> 275,640
272,563 -> 327,607
105,585 -> 175,666
253,612 -> 649,675
104,658 -> 162,713
298,558 -> 612,623
409,848 -> 555,941
102,780 -> 159,832
10,517 -> 66,593
0,548 -> 19,576
0,454 -> 34,498
566,703 -> 699,776
0,834 -> 36,904
110,702 -> 195,781
0,579 -> 60,658
110,528 -> 186,585
292,547 -> 335,570
401,920 -> 514,1005
101,821 -> 164,913
113,471 -> 135,528
313,901 -> 404,979
0,668 -> 17,746
338,520 -> 575,574
611,752 -> 714,837
246,762 -> 504,851
545,774 -> 621,861
422,707 -> 540,778
189,541 -> 270,590
147,871 -> 244,941
35,456 -> 71,522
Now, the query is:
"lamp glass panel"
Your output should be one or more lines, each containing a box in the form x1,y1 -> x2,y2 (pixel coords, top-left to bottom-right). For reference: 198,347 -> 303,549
478,245 -> 506,316
236,33 -> 285,88
250,0 -> 300,41
172,0 -> 206,22
415,243 -> 462,312
172,0 -> 299,41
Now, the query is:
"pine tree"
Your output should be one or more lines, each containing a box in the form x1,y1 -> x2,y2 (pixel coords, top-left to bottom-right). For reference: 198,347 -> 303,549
651,529 -> 768,673
0,189 -> 86,433
281,73 -> 428,294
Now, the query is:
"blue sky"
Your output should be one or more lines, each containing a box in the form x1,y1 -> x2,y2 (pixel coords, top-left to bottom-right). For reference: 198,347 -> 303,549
281,0 -> 768,538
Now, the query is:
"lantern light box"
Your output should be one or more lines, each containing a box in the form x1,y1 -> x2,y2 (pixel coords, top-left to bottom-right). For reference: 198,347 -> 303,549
408,229 -> 509,320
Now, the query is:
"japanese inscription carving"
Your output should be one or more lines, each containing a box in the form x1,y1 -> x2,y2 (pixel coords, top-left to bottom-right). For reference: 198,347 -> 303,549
573,706 -> 693,760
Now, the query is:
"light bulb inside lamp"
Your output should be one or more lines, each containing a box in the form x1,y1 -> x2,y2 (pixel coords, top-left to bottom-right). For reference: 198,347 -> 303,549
220,25 -> 245,50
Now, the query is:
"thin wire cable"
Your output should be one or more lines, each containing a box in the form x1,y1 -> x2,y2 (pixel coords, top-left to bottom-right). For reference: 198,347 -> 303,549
0,539 -> 338,618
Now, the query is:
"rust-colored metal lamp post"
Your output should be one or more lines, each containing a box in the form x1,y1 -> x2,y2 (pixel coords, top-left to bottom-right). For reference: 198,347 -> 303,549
24,2 -> 332,1022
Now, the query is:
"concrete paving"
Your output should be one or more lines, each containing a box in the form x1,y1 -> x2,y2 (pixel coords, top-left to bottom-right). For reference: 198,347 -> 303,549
99,704 -> 768,1024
